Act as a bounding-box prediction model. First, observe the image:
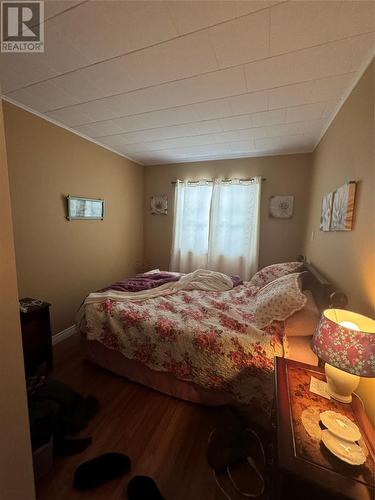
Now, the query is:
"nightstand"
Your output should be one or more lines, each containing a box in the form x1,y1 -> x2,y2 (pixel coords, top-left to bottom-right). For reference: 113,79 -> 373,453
20,298 -> 53,375
272,357 -> 374,500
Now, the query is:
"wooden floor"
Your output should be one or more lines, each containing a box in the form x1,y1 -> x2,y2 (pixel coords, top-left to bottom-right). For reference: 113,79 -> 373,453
36,334 -> 228,500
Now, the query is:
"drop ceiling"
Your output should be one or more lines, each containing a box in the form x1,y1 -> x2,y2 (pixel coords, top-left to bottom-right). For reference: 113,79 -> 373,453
0,0 -> 374,165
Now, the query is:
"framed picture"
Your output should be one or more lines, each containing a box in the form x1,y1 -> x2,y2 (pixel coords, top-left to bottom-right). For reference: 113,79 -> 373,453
269,195 -> 294,219
330,182 -> 357,231
66,196 -> 105,220
320,191 -> 333,231
151,194 -> 168,215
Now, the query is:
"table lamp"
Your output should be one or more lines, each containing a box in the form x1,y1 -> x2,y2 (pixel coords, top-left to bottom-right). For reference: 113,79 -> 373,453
312,309 -> 375,403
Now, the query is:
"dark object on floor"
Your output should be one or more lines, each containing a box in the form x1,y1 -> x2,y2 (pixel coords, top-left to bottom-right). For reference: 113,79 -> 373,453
127,476 -> 165,500
207,408 -> 266,498
35,379 -> 99,433
54,436 -> 92,457
28,377 -> 98,462
207,407 -> 256,471
73,453 -> 131,490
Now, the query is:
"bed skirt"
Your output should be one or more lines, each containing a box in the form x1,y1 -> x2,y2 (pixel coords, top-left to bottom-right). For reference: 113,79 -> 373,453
84,338 -> 237,406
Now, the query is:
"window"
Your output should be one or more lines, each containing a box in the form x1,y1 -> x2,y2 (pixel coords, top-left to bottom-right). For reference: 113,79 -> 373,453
170,178 -> 261,279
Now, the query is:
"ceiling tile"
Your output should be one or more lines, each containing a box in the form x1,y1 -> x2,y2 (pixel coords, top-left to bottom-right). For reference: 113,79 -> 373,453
112,105 -> 199,133
82,31 -> 218,97
245,33 -> 375,92
44,0 -> 82,20
166,1 -> 236,34
253,119 -> 325,139
49,70 -> 105,104
192,99 -> 234,120
46,107 -> 92,126
285,102 -> 329,124
270,0 -> 375,56
43,23 -> 92,75
226,91 -> 269,115
194,120 -> 223,134
47,1 -> 178,64
236,1 -> 270,17
7,81 -> 78,112
268,73 -> 355,109
251,109 -> 286,127
74,120 -> 124,138
0,53 -> 57,92
209,10 -> 269,67
255,133 -> 315,153
214,129 -> 254,143
229,138 -> 256,152
219,114 -> 253,131
245,34 -> 374,91
104,66 -> 247,117
127,134 -> 216,153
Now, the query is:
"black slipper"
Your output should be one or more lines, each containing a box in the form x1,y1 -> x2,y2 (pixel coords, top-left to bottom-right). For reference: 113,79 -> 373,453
127,476 -> 164,500
73,452 -> 131,489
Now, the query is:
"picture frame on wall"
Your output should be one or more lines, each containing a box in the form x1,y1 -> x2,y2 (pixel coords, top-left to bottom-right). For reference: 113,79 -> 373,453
151,194 -> 168,215
330,182 -> 357,231
320,191 -> 334,231
269,195 -> 294,219
66,196 -> 105,220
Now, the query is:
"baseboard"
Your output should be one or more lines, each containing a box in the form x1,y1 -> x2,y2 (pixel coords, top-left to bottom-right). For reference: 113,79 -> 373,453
52,325 -> 77,346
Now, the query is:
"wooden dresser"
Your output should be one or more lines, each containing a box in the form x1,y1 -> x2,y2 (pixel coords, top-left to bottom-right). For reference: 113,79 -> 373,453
20,298 -> 53,375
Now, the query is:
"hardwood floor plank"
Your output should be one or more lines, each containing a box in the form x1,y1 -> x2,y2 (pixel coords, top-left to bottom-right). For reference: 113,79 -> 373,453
35,334 -> 224,500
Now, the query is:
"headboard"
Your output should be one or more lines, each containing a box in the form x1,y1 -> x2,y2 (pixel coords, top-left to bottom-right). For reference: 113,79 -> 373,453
297,255 -> 348,312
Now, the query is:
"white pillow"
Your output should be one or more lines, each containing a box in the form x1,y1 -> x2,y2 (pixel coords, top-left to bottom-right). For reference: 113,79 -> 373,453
254,273 -> 306,329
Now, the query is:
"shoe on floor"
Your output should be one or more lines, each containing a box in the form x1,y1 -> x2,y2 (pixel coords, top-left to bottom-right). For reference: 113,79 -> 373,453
127,476 -> 164,500
73,452 -> 131,489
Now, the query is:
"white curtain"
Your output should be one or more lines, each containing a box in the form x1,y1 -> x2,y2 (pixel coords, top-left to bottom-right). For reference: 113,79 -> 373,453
207,178 -> 261,279
170,177 -> 261,280
170,181 -> 212,273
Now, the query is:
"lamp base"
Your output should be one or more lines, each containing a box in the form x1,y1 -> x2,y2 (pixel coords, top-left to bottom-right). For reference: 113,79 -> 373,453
324,363 -> 360,403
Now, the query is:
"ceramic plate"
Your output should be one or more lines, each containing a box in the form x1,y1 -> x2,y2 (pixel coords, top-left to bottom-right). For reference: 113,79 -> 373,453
320,410 -> 361,442
321,430 -> 366,465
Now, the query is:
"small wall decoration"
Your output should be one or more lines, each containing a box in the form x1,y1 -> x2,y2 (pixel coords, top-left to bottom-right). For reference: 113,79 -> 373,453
269,195 -> 294,219
330,182 -> 357,231
151,194 -> 168,215
66,196 -> 104,220
320,191 -> 334,231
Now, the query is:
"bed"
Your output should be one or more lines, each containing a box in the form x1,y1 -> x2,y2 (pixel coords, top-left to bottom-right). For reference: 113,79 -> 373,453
79,258 -> 347,422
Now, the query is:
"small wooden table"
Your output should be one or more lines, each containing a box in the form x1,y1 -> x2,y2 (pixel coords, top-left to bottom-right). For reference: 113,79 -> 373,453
272,357 -> 375,500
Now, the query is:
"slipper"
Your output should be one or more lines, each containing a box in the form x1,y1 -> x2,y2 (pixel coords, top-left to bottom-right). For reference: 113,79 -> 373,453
127,476 -> 164,500
73,452 -> 131,489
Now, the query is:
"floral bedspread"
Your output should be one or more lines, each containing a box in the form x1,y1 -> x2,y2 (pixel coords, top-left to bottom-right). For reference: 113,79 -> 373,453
80,282 -> 285,416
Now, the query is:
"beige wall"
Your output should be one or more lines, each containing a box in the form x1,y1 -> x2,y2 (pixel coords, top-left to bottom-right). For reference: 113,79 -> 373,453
304,62 -> 374,317
4,102 -> 144,334
0,101 -> 36,499
304,61 -> 374,426
144,154 -> 312,272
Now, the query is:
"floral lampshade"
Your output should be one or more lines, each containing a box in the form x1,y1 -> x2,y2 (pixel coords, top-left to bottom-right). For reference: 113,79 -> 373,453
312,309 -> 375,377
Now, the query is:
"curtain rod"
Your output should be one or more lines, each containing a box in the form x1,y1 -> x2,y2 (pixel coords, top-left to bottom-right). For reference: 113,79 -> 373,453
171,177 -> 266,185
